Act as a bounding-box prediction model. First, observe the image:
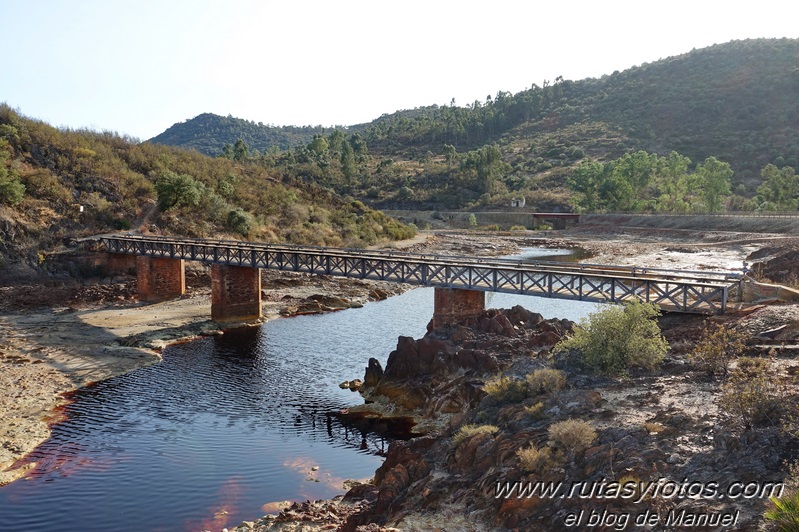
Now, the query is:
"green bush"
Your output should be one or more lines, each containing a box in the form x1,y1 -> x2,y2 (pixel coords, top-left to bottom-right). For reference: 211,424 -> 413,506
0,174 -> 25,205
0,141 -> 24,205
226,208 -> 253,236
554,300 -> 668,375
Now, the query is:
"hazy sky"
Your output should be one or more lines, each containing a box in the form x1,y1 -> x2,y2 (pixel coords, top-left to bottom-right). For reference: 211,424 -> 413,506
1,0 -> 796,140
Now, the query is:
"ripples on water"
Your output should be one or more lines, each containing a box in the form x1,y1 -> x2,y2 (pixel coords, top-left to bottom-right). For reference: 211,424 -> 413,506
0,248 -> 601,531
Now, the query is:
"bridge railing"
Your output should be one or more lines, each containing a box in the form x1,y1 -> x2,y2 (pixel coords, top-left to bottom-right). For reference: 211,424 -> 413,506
100,234 -> 742,282
99,235 -> 736,314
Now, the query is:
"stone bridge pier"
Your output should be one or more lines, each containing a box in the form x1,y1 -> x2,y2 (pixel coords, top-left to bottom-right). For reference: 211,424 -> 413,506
432,288 -> 485,328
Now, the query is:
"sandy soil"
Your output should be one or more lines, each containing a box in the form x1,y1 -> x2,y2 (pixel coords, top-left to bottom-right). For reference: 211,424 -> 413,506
0,228 -> 779,489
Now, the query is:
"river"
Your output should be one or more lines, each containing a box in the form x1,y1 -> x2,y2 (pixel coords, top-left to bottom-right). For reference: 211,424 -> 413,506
0,247 -> 601,531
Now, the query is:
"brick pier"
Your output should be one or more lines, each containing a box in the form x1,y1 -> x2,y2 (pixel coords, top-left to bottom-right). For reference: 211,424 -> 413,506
136,256 -> 185,302
211,265 -> 262,322
432,287 -> 485,328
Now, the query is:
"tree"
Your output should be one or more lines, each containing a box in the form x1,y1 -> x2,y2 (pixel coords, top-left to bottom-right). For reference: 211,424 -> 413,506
0,171 -> 25,206
232,139 -> 249,161
463,144 -> 506,194
612,150 -> 659,206
155,171 -> 205,210
655,151 -> 693,212
598,171 -> 635,211
220,143 -> 234,159
327,130 -> 346,156
567,160 -> 605,211
443,144 -> 457,167
340,140 -> 355,183
693,156 -> 733,212
757,163 -> 798,210
349,133 -> 368,162
308,135 -> 329,157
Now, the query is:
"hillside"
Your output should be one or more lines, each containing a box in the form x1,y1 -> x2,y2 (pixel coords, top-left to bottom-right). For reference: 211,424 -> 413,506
0,105 -> 415,281
149,113 -> 336,157
150,38 -> 799,213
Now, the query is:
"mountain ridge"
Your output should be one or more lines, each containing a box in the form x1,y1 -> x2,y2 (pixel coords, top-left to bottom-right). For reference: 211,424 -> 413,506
149,38 -> 799,182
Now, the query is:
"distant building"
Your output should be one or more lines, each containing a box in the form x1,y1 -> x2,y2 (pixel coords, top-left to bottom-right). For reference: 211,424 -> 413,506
510,197 -> 526,208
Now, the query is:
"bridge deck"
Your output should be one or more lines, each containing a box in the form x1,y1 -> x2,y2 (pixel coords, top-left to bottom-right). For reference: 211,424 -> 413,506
98,235 -> 740,314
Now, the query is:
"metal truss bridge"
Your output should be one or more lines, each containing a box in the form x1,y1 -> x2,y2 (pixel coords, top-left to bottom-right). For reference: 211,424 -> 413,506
98,235 -> 742,314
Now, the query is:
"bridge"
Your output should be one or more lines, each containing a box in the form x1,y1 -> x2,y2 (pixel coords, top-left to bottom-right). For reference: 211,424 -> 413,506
92,235 -> 742,324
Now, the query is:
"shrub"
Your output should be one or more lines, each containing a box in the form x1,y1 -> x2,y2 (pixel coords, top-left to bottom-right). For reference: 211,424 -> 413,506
483,375 -> 528,403
0,174 -> 25,205
0,143 -> 24,205
548,419 -> 597,453
468,213 -> 478,227
226,208 -> 253,236
688,322 -> 747,378
397,186 -> 415,199
719,357 -> 782,431
517,445 -> 555,473
453,424 -> 499,445
525,401 -> 548,420
554,300 -> 668,375
510,225 -> 527,231
765,490 -> 799,531
526,369 -> 566,396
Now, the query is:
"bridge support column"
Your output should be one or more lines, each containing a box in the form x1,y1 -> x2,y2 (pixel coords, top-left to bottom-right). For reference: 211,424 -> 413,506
211,265 -> 262,322
136,256 -> 185,301
432,288 -> 485,328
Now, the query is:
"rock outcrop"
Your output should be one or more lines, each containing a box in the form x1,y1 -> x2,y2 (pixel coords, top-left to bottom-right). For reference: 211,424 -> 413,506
334,305 -> 796,531
356,306 -> 572,418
